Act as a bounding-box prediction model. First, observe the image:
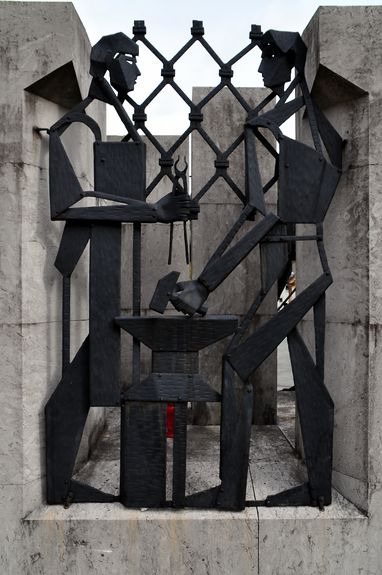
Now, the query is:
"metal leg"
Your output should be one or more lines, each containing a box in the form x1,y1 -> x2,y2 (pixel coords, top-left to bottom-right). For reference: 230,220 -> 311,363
45,337 -> 115,504
172,403 -> 188,508
120,402 -> 167,508
218,360 -> 253,511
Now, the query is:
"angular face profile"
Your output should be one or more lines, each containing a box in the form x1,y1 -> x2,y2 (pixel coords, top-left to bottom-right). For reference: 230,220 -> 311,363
90,32 -> 140,96
258,43 -> 292,90
109,54 -> 141,95
258,30 -> 307,92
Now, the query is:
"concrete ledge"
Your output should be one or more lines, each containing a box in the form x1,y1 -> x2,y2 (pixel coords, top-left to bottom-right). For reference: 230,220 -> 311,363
23,421 -> 366,575
24,506 -> 258,575
23,496 -> 365,575
26,502 -> 258,521
26,491 -> 364,522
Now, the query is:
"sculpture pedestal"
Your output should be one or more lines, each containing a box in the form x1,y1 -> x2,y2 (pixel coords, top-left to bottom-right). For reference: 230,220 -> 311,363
116,315 -> 237,508
25,423 -> 364,575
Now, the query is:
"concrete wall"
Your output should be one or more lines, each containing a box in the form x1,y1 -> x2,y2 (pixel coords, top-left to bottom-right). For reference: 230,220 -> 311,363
0,1 -> 105,567
297,5 -> 382,517
191,86 -> 277,425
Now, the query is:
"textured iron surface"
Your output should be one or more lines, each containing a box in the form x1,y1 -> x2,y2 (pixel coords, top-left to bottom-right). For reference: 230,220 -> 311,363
89,224 -> 121,406
149,271 -> 180,313
260,223 -> 289,292
126,373 -> 221,402
94,141 -> 146,201
278,137 -> 340,223
288,328 -> 334,505
172,403 -> 188,507
45,338 -> 90,504
54,222 -> 91,277
228,273 -> 332,382
120,402 -> 167,507
218,360 -> 253,510
49,132 -> 83,217
199,213 -> 279,291
152,351 -> 199,374
115,316 -> 238,351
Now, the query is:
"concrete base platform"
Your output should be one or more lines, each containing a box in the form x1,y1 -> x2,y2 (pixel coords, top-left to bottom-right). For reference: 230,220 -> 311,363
72,403 -> 302,504
24,355 -> 368,575
24,403 -> 366,575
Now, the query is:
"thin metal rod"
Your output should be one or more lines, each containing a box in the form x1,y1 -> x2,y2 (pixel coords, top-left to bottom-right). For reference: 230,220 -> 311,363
62,276 -> 71,374
183,222 -> 189,265
168,223 -> 174,265
132,223 -> 141,385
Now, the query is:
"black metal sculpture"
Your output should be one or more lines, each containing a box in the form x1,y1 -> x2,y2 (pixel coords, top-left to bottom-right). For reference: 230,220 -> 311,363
46,22 -> 342,510
45,31 -> 198,506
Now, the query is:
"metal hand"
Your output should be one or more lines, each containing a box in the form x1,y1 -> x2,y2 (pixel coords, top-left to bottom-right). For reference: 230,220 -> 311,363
170,280 -> 209,316
167,157 -> 199,264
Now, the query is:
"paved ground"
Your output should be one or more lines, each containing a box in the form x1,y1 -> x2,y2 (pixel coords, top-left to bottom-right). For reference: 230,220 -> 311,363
74,341 -> 299,503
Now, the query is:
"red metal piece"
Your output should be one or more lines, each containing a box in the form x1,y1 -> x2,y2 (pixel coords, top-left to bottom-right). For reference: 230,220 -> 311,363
166,404 -> 175,438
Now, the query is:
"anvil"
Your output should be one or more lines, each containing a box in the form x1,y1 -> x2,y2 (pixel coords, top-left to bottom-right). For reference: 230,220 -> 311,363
115,315 -> 238,508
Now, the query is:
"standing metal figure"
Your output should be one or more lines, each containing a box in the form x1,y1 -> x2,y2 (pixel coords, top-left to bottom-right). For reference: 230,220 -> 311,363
163,30 -> 343,509
46,33 -> 197,505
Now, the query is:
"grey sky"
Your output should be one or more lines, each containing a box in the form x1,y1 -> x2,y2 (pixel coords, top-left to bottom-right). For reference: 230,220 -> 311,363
15,1 -> 382,133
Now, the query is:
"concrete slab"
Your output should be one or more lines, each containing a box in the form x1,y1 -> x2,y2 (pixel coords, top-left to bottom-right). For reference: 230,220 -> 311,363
297,5 -> 382,516
258,499 -> 367,575
29,419 -> 364,575
0,2 -> 107,545
25,505 -> 259,575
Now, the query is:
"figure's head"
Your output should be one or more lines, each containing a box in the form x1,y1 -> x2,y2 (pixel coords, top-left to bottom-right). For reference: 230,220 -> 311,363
258,30 -> 307,92
108,53 -> 141,95
90,32 -> 140,96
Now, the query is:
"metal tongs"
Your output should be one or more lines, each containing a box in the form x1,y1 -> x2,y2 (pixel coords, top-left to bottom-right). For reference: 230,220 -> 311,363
168,156 -> 190,266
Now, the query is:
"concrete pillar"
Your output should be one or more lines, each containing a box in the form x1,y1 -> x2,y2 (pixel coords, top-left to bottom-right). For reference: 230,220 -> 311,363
191,86 -> 277,424
0,2 -> 105,570
297,6 -> 382,518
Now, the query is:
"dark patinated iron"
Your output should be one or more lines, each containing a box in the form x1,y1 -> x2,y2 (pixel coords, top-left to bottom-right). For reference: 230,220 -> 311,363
46,22 -> 342,510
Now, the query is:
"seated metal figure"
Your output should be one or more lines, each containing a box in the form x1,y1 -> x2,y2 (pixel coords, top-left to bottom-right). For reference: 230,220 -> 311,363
159,30 -> 343,509
45,33 -> 198,505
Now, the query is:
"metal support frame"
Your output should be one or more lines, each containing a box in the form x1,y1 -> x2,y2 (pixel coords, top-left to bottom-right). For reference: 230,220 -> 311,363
45,22 -> 343,511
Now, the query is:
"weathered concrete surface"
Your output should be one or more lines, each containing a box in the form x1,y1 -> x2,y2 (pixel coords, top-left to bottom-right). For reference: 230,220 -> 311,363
24,506 -> 259,575
191,86 -> 277,425
26,408 -> 364,575
0,2 -> 106,571
294,5 -> 382,573
298,6 -> 382,521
